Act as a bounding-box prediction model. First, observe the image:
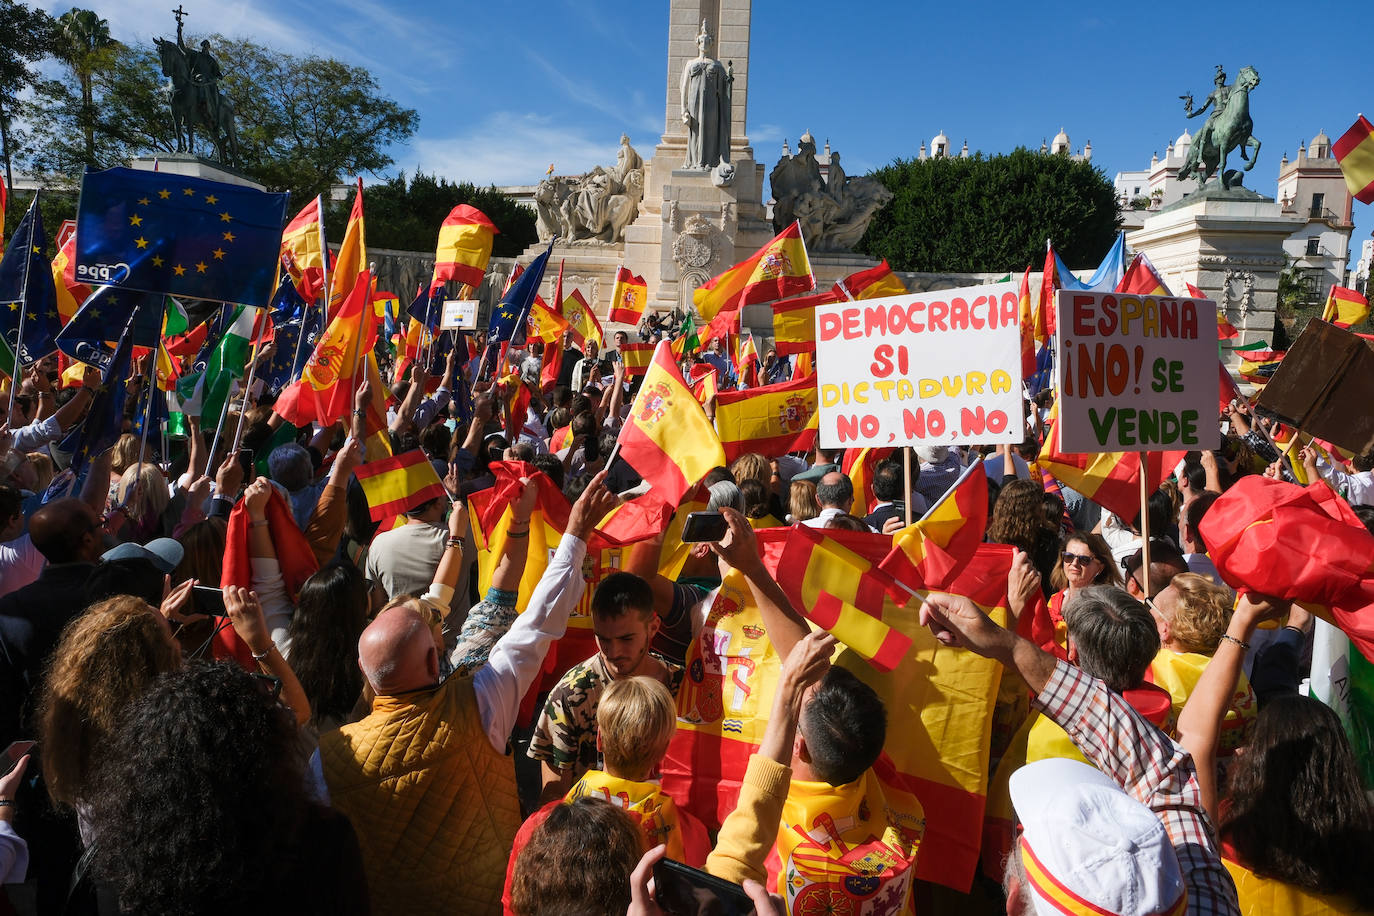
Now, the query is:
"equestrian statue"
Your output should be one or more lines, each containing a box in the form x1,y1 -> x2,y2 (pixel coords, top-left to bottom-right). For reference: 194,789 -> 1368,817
154,5 -> 241,167
1178,64 -> 1261,191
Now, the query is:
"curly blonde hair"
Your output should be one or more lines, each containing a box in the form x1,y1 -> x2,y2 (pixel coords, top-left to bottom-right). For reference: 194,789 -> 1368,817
729,452 -> 770,489
1167,573 -> 1235,654
39,596 -> 179,805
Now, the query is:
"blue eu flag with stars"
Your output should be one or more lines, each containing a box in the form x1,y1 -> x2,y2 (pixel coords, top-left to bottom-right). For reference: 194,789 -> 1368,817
75,167 -> 289,308
487,240 -> 553,345
0,199 -> 60,368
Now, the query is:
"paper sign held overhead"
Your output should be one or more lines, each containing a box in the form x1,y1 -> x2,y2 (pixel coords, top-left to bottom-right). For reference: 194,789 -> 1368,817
439,299 -> 478,330
1053,290 -> 1218,452
814,281 -> 1023,448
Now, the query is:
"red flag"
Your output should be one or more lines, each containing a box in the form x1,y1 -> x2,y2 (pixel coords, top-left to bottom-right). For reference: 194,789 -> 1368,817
1017,267 -> 1037,378
1186,281 -> 1238,339
879,463 -> 988,590
1038,243 -> 1057,338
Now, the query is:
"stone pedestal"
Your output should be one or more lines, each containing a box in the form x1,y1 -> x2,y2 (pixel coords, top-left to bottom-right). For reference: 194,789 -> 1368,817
1127,189 -> 1303,361
129,153 -> 265,191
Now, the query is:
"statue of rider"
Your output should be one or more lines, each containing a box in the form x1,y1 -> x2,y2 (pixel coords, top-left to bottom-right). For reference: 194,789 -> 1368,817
176,9 -> 222,129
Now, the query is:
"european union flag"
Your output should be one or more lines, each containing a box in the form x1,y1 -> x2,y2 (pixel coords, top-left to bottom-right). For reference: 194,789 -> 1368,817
488,240 -> 553,345
61,310 -> 135,484
74,167 -> 289,307
0,198 -> 60,369
263,275 -> 321,392
55,285 -> 163,371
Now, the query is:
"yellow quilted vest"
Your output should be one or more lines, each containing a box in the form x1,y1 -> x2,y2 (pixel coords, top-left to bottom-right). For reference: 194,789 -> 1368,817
1224,859 -> 1366,915
320,675 -> 520,916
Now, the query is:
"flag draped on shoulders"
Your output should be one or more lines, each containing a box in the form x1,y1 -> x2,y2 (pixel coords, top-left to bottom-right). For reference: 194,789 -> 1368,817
431,204 -> 497,292
693,220 -> 814,322
713,374 -> 817,461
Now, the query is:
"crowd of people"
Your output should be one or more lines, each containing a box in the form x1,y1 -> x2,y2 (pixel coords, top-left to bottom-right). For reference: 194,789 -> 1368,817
0,323 -> 1371,916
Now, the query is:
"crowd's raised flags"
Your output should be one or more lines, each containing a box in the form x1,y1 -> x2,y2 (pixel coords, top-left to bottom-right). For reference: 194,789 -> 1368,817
527,297 -> 569,345
55,286 -> 163,371
488,242 -> 553,347
735,332 -> 759,389
329,179 -> 366,317
0,197 -> 60,371
690,367 -> 718,406
51,232 -> 91,326
279,195 -> 327,304
275,270 -> 377,428
1052,232 -> 1126,295
833,259 -> 906,301
430,204 -> 497,293
561,288 -> 604,352
669,312 -> 700,359
692,220 -> 814,322
1236,344 -> 1285,385
1017,267 -> 1037,379
770,290 -> 837,356
617,339 -> 726,506
1334,114 -> 1374,205
198,304 -> 262,430
617,341 -> 655,377
60,312 -> 135,483
1037,242 -> 1058,339
793,351 -> 813,378
74,167 -> 288,308
713,374 -> 817,461
1322,285 -> 1369,329
355,450 -> 447,522
607,266 -> 648,325
878,460 -> 988,588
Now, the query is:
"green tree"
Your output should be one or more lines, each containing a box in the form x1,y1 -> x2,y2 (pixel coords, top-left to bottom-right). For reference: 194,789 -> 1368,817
353,172 -> 538,258
54,8 -> 117,166
857,148 -> 1121,273
0,0 -> 56,192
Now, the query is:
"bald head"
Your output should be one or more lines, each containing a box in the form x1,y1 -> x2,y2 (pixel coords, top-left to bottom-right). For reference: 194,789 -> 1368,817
358,606 -> 439,696
815,472 -> 854,512
30,498 -> 101,564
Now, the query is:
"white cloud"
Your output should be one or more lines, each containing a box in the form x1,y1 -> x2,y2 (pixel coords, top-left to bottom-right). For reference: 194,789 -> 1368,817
401,112 -> 623,187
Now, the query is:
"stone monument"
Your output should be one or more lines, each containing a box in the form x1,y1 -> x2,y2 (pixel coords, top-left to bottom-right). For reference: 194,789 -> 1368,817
1128,64 -> 1299,360
769,131 -> 892,251
533,136 -> 646,245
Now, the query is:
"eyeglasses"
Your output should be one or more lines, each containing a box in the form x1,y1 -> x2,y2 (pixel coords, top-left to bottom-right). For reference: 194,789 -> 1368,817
1061,552 -> 1098,567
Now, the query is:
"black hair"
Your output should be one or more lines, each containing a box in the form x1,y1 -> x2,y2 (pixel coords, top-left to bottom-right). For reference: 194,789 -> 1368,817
287,563 -> 369,724
871,460 -> 903,503
590,572 -> 655,622
532,453 -> 565,490
800,666 -> 886,786
815,474 -> 854,510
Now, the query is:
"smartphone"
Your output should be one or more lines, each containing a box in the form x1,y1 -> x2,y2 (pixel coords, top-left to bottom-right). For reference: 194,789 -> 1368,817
652,858 -> 753,916
192,585 -> 229,616
1,740 -> 35,779
680,510 -> 728,543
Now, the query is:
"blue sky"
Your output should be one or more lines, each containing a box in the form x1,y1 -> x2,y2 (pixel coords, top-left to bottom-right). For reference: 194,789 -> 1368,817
67,0 -> 1374,267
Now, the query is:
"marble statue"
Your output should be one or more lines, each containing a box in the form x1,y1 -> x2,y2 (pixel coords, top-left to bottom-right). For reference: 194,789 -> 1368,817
1178,65 -> 1262,190
769,132 -> 893,251
680,20 -> 732,172
154,6 -> 240,166
533,137 -> 645,244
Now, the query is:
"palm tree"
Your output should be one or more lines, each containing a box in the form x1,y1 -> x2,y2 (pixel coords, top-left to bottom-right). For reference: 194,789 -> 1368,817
55,8 -> 115,165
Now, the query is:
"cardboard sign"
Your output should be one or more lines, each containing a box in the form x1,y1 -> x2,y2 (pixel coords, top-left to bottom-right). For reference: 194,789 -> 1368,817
1054,290 -> 1218,452
1255,320 -> 1374,456
439,299 -> 478,330
814,281 -> 1023,447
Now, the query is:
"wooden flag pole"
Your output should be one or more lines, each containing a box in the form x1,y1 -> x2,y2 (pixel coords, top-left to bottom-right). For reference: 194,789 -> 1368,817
902,448 -> 914,527
1138,451 -> 1152,598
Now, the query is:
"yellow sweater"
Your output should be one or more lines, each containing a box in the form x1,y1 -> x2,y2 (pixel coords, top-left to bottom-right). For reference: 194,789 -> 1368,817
706,755 -> 793,886
320,675 -> 520,916
1225,859 -> 1366,915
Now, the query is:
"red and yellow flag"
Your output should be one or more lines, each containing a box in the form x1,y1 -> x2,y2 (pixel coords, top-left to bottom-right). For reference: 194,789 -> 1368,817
1117,251 -> 1168,296
1184,281 -> 1239,339
690,367 -> 718,406
693,220 -> 814,321
355,450 -> 445,522
51,233 -> 91,325
1017,266 -> 1037,379
1322,285 -> 1369,329
833,260 -> 907,301
1335,115 -> 1374,205
607,266 -> 649,325
274,270 -> 377,428
713,374 -> 817,461
617,340 -> 726,505
329,180 -> 366,319
618,341 -> 655,377
527,297 -> 570,344
1236,347 -> 1285,386
280,195 -> 326,304
561,289 -> 604,352
361,353 -> 393,461
879,462 -> 988,589
1039,401 -> 1185,520
841,446 -> 893,516
735,332 -> 759,389
770,290 -> 838,356
431,204 -> 497,292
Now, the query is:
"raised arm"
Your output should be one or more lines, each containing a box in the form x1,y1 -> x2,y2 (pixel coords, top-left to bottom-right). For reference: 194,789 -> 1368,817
303,438 -> 361,567
711,507 -> 809,660
225,585 -> 311,727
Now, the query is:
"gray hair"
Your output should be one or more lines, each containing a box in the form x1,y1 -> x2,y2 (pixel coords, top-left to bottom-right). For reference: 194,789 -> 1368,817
267,443 -> 313,493
707,480 -> 744,513
1062,586 -> 1159,693
815,474 -> 854,511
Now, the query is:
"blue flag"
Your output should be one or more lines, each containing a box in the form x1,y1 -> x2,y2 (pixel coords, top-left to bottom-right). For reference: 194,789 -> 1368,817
0,198 -> 60,368
487,241 -> 553,345
55,285 -> 163,370
74,167 -> 289,307
263,276 -> 322,392
1052,232 -> 1125,293
61,311 -> 135,484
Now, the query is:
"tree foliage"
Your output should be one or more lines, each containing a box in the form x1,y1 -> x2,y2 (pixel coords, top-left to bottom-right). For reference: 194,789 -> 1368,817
0,0 -> 57,187
352,172 -> 538,258
856,148 -> 1122,273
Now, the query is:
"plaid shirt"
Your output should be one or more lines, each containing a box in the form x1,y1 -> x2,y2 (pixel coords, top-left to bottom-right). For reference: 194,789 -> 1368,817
1032,659 -> 1241,916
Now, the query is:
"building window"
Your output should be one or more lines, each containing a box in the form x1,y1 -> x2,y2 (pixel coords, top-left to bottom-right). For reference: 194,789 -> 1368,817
1306,237 -> 1321,256
1133,187 -> 1140,196
1310,192 -> 1326,219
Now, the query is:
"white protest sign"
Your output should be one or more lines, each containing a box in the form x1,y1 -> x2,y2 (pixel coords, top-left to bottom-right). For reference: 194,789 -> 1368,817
1053,289 -> 1218,452
440,299 -> 479,330
814,281 -> 1023,448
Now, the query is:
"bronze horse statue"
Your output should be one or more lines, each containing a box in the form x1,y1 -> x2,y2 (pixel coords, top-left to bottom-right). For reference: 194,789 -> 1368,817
1179,66 -> 1261,190
154,36 -> 241,167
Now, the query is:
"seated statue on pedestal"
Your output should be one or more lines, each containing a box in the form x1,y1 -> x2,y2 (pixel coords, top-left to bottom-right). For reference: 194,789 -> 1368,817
770,133 -> 893,251
534,135 -> 645,244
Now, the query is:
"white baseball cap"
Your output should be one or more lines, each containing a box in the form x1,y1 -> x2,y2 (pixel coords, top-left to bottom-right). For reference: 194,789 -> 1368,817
1009,758 -> 1187,916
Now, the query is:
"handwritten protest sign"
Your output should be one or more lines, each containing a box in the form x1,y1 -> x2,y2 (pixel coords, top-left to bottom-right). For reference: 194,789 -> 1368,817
814,281 -> 1023,447
1054,290 -> 1218,452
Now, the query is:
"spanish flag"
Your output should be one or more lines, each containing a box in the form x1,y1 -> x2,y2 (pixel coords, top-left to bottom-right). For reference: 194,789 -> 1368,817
769,290 -> 837,356
527,297 -> 570,344
1017,267 -> 1036,378
1186,281 -> 1239,339
360,353 -> 393,461
561,288 -> 604,351
735,332 -> 759,389
879,461 -> 988,589
713,374 -> 817,461
1335,115 -> 1374,205
833,260 -> 906,301
431,204 -> 498,292
51,233 -> 91,325
355,450 -> 446,522
617,340 -> 726,505
279,195 -> 326,304
691,367 -> 718,406
1038,402 -> 1184,520
841,446 -> 893,516
693,220 -> 814,321
619,341 -> 655,377
1116,251 -> 1168,296
1236,346 -> 1284,385
274,270 -> 377,428
329,180 -> 365,319
1322,285 -> 1369,329
607,266 -> 649,325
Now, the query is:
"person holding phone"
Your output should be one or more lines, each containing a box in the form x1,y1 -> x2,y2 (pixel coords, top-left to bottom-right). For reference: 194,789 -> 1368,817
0,744 -> 31,884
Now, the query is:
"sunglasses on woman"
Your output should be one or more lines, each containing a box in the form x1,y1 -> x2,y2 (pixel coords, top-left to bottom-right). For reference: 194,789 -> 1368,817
1061,552 -> 1098,567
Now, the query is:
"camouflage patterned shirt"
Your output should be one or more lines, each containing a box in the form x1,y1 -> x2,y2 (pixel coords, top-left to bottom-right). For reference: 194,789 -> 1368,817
527,653 -> 684,780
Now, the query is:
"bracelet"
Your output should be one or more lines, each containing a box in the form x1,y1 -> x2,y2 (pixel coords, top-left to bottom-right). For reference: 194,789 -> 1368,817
445,537 -> 463,548
0,800 -> 13,808
353,408 -> 367,417
251,645 -> 273,661
506,528 -> 529,540
1283,625 -> 1305,636
1219,633 -> 1251,651
249,519 -> 269,528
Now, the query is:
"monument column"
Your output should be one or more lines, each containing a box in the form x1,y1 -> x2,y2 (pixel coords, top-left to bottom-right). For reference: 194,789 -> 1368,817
661,0 -> 752,163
